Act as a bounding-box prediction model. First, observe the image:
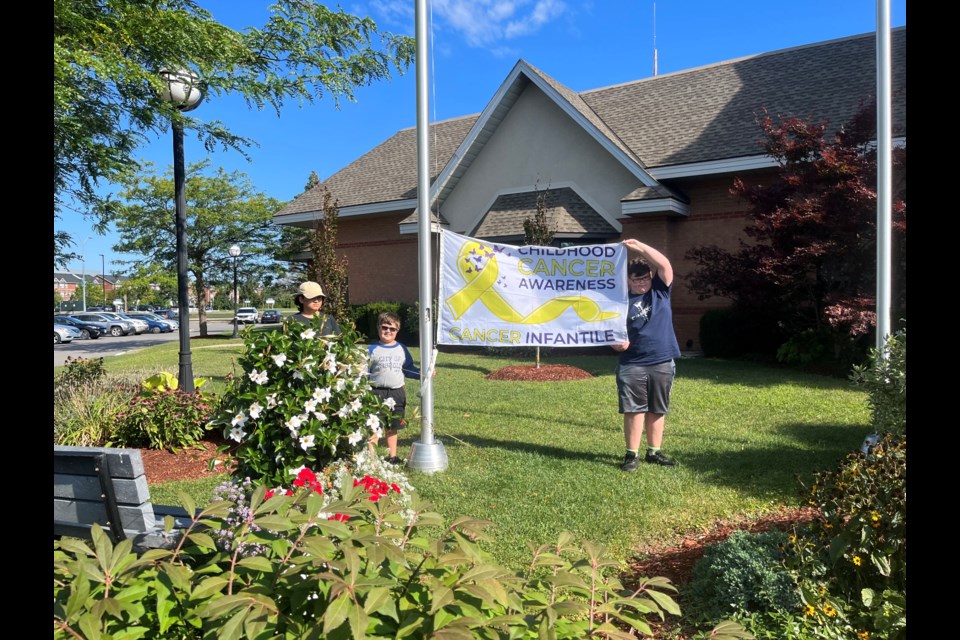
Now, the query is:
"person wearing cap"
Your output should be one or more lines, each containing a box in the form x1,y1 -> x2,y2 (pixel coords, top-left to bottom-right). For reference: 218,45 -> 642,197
290,281 -> 341,335
611,238 -> 681,471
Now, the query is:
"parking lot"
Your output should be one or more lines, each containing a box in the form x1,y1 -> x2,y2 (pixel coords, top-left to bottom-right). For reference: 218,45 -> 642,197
53,316 -> 241,367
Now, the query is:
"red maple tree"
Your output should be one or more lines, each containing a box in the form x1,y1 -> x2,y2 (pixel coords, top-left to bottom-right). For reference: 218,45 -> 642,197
685,101 -> 906,359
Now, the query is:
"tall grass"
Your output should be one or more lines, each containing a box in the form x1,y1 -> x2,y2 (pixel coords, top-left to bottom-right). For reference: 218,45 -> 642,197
56,342 -> 870,570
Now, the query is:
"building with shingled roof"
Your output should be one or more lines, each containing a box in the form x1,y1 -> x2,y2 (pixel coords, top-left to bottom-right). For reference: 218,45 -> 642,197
273,28 -> 906,351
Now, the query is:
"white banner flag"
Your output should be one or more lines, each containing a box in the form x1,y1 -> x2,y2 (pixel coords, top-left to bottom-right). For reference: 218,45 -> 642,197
438,231 -> 628,347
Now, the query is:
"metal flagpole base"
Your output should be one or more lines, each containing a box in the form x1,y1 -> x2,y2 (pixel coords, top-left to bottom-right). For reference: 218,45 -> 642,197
407,440 -> 448,474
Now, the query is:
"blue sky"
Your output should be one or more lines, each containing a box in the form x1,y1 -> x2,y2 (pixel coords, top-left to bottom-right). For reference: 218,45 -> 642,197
59,0 -> 907,276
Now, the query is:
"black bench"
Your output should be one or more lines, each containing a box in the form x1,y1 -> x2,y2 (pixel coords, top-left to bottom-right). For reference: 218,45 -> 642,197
53,445 -> 195,553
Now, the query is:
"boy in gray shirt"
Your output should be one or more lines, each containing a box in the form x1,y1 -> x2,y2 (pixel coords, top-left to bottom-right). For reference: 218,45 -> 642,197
366,312 -> 419,464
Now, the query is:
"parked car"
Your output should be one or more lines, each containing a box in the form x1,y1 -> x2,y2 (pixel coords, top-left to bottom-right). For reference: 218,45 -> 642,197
125,311 -> 177,333
52,315 -> 102,339
94,311 -> 146,334
153,308 -> 178,320
236,307 -> 259,324
54,323 -> 81,344
69,312 -> 136,337
116,312 -> 151,334
260,309 -> 282,323
134,305 -> 157,312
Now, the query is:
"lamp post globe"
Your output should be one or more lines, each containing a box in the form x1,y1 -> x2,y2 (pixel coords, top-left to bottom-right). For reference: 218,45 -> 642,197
160,67 -> 203,393
229,244 -> 241,338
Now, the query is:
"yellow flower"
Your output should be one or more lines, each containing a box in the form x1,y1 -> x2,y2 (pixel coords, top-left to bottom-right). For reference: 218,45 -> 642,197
789,535 -> 797,543
804,605 -> 816,617
871,512 -> 880,522
858,632 -> 870,640
852,555 -> 862,566
823,604 -> 837,617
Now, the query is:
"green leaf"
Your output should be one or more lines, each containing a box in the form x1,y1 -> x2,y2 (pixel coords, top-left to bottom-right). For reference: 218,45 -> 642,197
861,587 -> 875,607
348,602 -> 369,640
219,607 -> 248,640
363,586 -> 393,616
187,532 -> 218,551
871,554 -> 892,577
708,619 -> 757,639
237,556 -> 275,572
193,577 -> 231,600
644,588 -> 681,616
429,586 -> 455,615
323,592 -> 352,635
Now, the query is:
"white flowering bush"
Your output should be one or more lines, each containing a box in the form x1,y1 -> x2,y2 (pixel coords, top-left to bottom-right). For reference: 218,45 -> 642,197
210,317 -> 393,486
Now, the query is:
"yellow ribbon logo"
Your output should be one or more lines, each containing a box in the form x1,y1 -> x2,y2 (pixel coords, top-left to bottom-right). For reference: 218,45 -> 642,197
445,240 -> 621,323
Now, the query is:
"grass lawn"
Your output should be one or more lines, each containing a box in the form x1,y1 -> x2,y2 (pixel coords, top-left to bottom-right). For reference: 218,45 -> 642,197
85,338 -> 870,570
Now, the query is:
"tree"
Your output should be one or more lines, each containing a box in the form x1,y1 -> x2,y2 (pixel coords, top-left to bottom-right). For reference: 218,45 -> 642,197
523,183 -> 556,247
117,268 -> 179,307
684,102 -> 907,362
54,0 -> 415,265
307,186 -> 350,326
109,160 -> 283,335
523,182 -> 556,368
304,171 -> 322,192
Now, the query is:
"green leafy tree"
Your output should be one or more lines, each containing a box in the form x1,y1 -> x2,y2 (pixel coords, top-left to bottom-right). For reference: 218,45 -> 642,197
109,160 -> 283,335
54,0 -> 415,265
308,186 -> 350,326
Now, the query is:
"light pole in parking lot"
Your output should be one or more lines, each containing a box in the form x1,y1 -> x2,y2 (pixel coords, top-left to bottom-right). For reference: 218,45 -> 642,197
229,244 -> 241,338
80,236 -> 92,311
160,67 -> 203,393
99,254 -> 106,308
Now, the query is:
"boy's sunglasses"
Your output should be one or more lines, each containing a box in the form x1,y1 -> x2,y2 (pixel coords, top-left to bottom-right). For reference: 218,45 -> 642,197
380,325 -> 398,332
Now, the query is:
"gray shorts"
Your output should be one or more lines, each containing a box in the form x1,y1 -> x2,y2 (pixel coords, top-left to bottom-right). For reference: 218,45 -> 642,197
615,360 -> 676,414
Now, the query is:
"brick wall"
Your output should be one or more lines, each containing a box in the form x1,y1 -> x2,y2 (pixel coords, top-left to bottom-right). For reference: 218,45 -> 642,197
333,173 -> 770,350
336,213 -> 420,304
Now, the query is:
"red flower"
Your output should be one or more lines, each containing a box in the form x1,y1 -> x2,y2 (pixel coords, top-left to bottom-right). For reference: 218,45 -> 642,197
329,513 -> 349,522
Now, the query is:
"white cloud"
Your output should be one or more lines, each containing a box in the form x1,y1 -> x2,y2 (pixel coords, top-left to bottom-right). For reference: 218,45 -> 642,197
372,0 -> 567,48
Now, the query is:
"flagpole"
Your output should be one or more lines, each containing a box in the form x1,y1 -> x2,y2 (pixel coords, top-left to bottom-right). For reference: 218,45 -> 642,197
408,0 -> 448,473
875,0 -> 892,351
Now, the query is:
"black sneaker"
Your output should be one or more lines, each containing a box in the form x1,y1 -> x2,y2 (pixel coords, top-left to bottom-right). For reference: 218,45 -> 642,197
620,452 -> 639,472
385,456 -> 404,465
645,450 -> 676,467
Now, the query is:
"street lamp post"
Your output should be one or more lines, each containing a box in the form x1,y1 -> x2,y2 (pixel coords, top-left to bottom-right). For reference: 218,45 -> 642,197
229,244 -> 241,338
160,68 -> 204,393
80,236 -> 92,312
99,254 -> 106,307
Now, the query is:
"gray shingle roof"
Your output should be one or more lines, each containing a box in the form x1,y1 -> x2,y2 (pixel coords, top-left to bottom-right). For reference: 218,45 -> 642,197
473,187 -> 620,239
581,29 -> 907,168
276,28 -> 905,219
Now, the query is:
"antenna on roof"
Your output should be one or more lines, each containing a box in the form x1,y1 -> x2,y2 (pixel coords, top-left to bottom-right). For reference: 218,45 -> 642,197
653,1 -> 658,76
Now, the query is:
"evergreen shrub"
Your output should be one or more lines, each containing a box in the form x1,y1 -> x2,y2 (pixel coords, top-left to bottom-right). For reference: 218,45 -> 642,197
688,529 -> 800,622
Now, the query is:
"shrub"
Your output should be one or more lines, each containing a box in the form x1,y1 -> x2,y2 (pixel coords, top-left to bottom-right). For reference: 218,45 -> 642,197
688,529 -> 800,623
349,301 -> 419,344
209,317 -> 393,486
849,328 -> 906,435
54,481 -> 690,640
56,356 -> 107,387
53,376 -> 138,447
111,380 -> 217,451
699,308 -> 782,359
786,433 -> 907,639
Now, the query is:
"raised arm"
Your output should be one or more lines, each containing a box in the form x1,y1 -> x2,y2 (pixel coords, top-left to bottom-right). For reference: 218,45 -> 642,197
622,239 -> 673,286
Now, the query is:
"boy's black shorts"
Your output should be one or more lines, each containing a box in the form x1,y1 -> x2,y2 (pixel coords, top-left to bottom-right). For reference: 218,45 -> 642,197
372,387 -> 407,430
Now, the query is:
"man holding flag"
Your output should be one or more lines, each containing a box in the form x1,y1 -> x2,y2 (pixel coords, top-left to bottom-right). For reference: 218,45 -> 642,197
613,239 -> 681,471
